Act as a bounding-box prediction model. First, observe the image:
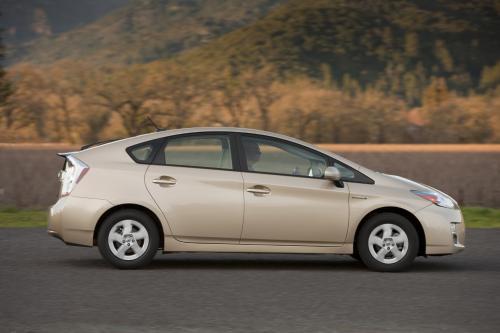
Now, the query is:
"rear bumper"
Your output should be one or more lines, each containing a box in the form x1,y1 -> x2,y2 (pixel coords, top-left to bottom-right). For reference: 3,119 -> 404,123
47,196 -> 112,246
47,229 -> 63,241
415,204 -> 465,255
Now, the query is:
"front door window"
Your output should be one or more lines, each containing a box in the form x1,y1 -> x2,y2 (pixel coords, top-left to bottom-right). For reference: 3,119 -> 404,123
241,135 -> 327,178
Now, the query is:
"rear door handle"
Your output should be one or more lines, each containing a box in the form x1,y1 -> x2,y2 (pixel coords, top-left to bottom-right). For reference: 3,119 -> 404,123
246,185 -> 271,195
153,176 -> 177,186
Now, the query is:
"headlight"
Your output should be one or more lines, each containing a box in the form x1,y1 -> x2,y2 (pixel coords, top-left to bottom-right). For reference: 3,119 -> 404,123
411,190 -> 458,209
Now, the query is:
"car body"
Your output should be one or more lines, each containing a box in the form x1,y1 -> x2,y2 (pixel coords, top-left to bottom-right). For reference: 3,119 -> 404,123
48,127 -> 465,271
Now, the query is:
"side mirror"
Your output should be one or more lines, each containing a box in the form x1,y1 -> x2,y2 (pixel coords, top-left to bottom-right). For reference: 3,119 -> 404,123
324,166 -> 344,188
324,166 -> 341,181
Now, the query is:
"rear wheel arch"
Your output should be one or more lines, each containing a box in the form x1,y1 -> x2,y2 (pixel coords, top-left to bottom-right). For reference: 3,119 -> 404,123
93,204 -> 164,249
353,207 -> 426,257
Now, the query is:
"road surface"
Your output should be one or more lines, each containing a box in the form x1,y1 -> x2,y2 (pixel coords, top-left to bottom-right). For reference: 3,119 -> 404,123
1,228 -> 499,332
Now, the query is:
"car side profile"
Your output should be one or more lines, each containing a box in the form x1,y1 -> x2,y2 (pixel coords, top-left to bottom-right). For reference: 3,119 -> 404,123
48,127 -> 465,271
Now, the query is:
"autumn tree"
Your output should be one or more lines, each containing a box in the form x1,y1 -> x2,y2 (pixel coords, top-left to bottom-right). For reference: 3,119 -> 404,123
148,62 -> 200,129
207,65 -> 249,127
480,61 -> 500,91
422,77 -> 449,108
272,77 -> 343,142
350,89 -> 407,143
0,16 -> 14,130
488,88 -> 500,142
91,64 -> 157,136
422,95 -> 492,143
243,65 -> 280,131
4,64 -> 50,140
43,61 -> 89,143
71,65 -> 114,143
434,40 -> 454,73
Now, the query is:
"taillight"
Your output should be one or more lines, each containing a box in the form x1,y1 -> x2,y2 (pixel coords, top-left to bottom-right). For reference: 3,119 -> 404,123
59,155 -> 89,197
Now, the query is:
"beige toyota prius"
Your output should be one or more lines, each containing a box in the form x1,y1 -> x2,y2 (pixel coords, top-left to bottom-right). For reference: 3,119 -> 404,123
48,127 -> 465,271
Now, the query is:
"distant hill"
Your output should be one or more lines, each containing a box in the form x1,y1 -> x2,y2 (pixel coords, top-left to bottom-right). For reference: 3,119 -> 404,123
2,1 -> 499,144
175,0 -> 500,96
0,0 -> 130,47
8,0 -> 284,65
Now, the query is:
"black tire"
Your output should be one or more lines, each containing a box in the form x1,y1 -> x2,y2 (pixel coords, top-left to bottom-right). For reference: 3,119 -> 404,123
97,209 -> 159,269
357,213 -> 419,272
350,251 -> 361,261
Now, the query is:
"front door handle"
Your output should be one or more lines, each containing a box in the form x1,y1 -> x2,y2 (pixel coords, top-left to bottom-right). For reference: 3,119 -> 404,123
246,185 -> 271,195
153,176 -> 177,186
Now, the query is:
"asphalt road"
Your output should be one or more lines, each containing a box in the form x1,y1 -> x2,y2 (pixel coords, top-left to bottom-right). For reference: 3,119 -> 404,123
1,228 -> 499,333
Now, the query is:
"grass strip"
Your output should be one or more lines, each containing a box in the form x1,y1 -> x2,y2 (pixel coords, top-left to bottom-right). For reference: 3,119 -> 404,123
0,207 -> 499,228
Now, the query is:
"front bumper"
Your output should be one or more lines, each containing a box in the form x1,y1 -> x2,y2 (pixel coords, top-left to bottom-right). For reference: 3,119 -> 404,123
48,195 -> 112,246
415,204 -> 465,255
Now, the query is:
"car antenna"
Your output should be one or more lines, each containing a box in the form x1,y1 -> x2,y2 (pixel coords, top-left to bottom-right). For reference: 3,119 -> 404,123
146,116 -> 164,132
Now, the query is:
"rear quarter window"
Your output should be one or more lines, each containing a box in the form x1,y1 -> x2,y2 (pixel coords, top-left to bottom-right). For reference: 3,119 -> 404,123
131,145 -> 153,161
126,139 -> 162,164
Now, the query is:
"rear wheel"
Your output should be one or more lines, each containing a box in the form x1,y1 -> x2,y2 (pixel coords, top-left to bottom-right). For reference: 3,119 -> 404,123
98,209 -> 159,269
357,213 -> 419,272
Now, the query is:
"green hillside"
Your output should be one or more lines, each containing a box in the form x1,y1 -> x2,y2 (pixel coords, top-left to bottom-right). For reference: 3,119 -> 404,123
176,0 -> 500,97
10,0 -> 284,65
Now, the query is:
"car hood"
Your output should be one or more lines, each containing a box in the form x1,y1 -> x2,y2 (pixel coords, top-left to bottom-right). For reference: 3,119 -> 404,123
382,174 -> 432,191
380,173 -> 453,198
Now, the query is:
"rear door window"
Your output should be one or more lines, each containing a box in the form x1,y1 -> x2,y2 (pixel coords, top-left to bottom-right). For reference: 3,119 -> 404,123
159,134 -> 233,170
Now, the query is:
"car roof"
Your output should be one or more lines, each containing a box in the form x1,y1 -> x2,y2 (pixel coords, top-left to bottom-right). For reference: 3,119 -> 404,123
137,127 -> 295,139
126,127 -> 330,152
74,127 -> 364,171
108,127 -> 313,147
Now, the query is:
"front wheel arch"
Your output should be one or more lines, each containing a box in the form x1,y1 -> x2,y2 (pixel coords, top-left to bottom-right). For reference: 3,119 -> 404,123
353,207 -> 426,257
93,204 -> 164,249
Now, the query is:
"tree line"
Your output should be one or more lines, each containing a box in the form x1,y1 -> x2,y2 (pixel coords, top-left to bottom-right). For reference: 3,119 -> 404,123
0,60 -> 499,144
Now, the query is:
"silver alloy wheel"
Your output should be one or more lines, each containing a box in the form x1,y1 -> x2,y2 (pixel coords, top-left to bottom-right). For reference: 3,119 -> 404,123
107,219 -> 150,261
368,223 -> 409,264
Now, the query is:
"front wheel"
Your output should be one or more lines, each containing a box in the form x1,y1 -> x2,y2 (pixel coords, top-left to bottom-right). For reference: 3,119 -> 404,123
357,213 -> 419,272
97,209 -> 159,269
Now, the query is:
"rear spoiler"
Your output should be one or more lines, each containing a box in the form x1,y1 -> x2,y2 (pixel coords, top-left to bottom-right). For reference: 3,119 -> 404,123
56,138 -> 121,158
57,151 -> 78,158
80,138 -> 121,150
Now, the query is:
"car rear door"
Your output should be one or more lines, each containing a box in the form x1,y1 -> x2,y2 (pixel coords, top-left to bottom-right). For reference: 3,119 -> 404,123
145,133 -> 244,244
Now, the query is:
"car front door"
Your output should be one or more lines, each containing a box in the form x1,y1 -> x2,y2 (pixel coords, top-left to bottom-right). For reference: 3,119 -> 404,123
145,133 -> 244,244
239,134 -> 350,246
